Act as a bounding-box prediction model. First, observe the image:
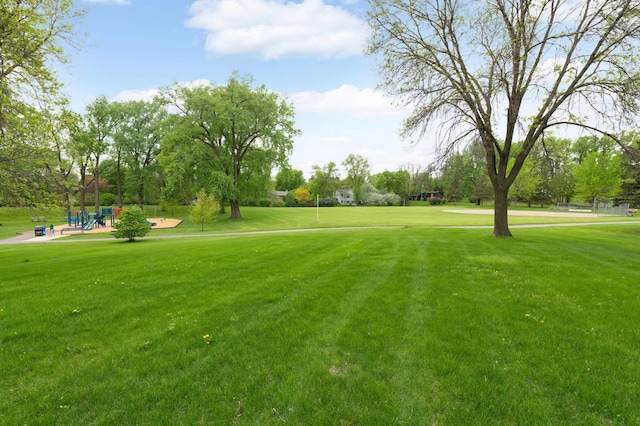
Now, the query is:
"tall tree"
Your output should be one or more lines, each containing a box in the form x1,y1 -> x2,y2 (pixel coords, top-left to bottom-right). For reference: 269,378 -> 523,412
162,74 -> 299,219
368,0 -> 640,237
342,154 -> 370,204
275,167 -> 306,192
573,151 -> 622,204
0,0 -> 85,206
308,162 -> 341,199
375,170 -> 410,201
85,96 -> 114,212
114,99 -> 166,206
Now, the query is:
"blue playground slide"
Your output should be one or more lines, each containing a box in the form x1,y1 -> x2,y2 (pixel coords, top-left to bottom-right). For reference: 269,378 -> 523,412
83,219 -> 97,230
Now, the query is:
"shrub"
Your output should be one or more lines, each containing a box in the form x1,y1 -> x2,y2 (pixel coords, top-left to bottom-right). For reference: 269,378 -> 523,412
272,199 -> 285,207
294,188 -> 312,206
283,192 -> 297,207
318,197 -> 338,207
100,193 -> 116,206
258,199 -> 272,207
113,207 -> 151,242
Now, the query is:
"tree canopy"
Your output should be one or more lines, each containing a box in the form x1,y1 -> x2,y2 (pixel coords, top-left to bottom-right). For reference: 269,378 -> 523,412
367,0 -> 640,236
161,74 -> 299,219
0,0 -> 85,206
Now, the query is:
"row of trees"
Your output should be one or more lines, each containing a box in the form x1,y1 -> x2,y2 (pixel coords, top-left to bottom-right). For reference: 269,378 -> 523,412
1,74 -> 299,220
440,135 -> 638,207
277,132 -> 638,209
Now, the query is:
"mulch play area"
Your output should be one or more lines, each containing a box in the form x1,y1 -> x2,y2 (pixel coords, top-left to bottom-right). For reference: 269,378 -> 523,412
56,218 -> 183,236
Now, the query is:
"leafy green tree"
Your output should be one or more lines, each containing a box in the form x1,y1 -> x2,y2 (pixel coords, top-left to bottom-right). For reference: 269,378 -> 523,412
368,0 -> 640,237
190,190 -> 220,231
67,113 -> 94,211
342,154 -> 370,204
573,151 -> 622,204
307,162 -> 341,199
617,132 -> 640,208
441,153 -> 464,202
161,73 -> 299,219
113,99 -> 166,206
275,167 -> 305,191
113,206 -> 151,242
84,96 -> 115,212
375,170 -> 410,203
509,157 -> 541,207
0,1 -> 85,206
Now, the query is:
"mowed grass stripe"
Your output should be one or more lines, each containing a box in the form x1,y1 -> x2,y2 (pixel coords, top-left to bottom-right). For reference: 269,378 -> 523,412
1,226 -> 640,424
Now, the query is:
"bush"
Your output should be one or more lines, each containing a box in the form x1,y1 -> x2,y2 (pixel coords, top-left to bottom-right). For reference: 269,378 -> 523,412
283,192 -> 297,207
318,197 -> 338,207
100,193 -> 116,206
272,199 -> 285,207
112,207 -> 151,242
258,199 -> 272,207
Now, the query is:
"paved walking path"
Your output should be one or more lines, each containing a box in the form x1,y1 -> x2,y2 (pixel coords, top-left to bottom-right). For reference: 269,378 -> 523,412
2,221 -> 640,245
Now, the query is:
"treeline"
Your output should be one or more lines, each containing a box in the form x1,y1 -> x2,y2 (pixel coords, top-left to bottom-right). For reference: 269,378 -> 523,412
1,74 -> 299,219
278,135 -> 640,209
437,135 -> 639,208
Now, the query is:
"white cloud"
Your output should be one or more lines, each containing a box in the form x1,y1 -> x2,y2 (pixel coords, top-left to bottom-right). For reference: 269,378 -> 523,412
111,79 -> 212,103
83,0 -> 131,5
185,0 -> 369,60
111,88 -> 159,103
289,84 -> 404,118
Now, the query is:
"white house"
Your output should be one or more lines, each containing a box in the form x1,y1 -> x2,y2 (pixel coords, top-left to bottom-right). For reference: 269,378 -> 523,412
335,189 -> 354,206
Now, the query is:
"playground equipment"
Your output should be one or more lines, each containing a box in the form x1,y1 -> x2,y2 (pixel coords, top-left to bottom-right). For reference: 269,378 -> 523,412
67,208 -> 117,230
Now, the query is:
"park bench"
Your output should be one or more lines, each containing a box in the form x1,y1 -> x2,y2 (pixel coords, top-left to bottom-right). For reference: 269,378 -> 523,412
60,227 -> 82,235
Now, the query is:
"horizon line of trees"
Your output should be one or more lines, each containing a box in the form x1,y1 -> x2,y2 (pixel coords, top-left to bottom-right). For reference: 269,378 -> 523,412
277,134 -> 640,209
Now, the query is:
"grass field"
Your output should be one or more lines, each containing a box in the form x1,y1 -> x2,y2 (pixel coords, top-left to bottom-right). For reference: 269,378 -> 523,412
1,206 -> 640,424
2,203 -> 635,241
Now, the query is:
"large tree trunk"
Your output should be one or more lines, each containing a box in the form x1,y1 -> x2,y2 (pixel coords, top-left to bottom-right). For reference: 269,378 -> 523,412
229,200 -> 242,219
493,184 -> 512,237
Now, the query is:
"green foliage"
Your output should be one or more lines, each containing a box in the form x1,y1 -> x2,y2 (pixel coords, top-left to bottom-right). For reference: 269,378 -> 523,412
318,197 -> 338,207
283,191 -> 297,207
308,162 -> 341,199
573,151 -> 622,203
100,193 -> 116,206
112,206 -> 151,241
189,190 -> 219,231
160,72 -> 300,219
375,169 -> 410,198
275,167 -> 306,191
0,1 -> 85,206
342,154 -> 370,204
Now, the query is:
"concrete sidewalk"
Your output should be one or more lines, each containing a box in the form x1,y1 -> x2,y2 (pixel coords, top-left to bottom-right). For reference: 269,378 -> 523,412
0,231 -> 65,245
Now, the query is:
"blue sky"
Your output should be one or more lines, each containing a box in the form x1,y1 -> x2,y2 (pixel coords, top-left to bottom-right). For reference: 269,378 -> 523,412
60,0 -> 437,178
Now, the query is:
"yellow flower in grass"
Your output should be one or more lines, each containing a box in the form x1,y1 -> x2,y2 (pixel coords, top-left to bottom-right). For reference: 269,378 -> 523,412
203,334 -> 212,345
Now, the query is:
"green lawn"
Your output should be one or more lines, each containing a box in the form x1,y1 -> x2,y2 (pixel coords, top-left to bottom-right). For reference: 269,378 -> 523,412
2,204 -> 636,240
1,218 -> 639,424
